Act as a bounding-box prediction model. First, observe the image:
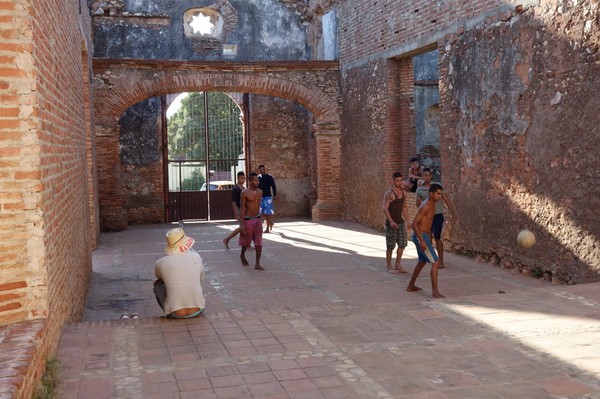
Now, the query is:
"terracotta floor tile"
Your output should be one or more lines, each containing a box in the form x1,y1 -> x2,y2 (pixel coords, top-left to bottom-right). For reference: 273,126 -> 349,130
534,376 -> 594,396
242,371 -> 277,384
55,221 -> 600,399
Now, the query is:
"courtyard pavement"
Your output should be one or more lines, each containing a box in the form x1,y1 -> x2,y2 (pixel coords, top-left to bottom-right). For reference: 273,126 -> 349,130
56,219 -> 600,398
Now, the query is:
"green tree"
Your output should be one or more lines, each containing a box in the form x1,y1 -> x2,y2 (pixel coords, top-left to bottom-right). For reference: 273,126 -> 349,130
167,92 -> 243,165
180,167 -> 205,191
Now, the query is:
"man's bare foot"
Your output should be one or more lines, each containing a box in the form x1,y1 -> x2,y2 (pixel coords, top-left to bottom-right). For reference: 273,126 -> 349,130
438,262 -> 445,269
223,238 -> 230,250
386,268 -> 399,274
406,286 -> 423,292
394,266 -> 408,273
240,255 -> 249,266
255,265 -> 265,271
264,228 -> 270,233
432,292 -> 445,298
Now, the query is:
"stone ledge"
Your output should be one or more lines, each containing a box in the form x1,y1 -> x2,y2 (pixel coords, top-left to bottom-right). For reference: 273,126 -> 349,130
0,319 -> 47,399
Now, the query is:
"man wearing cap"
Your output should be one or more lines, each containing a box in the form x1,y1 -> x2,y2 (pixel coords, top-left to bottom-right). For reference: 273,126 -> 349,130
153,227 -> 205,318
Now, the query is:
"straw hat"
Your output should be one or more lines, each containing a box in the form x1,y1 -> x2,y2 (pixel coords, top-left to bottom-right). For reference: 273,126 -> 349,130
164,227 -> 195,255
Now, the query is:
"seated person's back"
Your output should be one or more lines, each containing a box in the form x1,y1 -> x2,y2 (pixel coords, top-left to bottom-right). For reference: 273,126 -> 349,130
154,227 -> 205,318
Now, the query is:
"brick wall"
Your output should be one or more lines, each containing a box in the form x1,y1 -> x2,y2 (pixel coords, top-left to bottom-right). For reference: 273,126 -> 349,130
248,95 -> 313,217
439,3 -> 600,283
333,0 -> 528,65
0,0 -> 93,396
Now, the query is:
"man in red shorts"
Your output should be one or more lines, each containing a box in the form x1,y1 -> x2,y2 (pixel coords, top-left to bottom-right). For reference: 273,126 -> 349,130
240,172 -> 265,270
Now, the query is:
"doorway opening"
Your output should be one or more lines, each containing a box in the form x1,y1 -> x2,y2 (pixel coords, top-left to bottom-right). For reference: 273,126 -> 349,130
165,92 -> 246,222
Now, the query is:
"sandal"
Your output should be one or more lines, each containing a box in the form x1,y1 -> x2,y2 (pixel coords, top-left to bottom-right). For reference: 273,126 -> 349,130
120,313 -> 130,319
131,313 -> 140,319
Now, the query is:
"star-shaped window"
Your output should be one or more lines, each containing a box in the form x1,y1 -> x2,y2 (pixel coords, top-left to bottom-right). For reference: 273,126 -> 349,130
189,13 -> 214,35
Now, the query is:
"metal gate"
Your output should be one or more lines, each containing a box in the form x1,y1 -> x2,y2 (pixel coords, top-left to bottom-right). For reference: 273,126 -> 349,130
165,92 -> 245,222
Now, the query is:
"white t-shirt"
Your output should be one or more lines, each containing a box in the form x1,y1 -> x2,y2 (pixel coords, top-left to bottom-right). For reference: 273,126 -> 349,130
154,251 -> 205,315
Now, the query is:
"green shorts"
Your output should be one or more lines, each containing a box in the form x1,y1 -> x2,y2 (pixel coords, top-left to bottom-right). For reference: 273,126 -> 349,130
385,221 -> 407,249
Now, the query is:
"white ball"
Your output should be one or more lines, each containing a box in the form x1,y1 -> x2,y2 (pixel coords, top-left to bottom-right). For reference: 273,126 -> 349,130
517,229 -> 536,249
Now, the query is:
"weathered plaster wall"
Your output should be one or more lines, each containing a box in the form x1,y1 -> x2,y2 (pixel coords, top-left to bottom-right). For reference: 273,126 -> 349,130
249,95 -> 313,217
440,3 -> 600,283
119,98 -> 164,224
340,60 -> 388,226
92,0 -> 309,61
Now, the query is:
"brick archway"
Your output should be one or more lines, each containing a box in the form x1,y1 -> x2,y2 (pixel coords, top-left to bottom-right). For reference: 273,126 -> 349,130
92,59 -> 342,231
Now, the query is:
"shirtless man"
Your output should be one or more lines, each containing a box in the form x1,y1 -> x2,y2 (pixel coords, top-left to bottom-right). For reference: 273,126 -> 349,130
415,168 -> 458,268
223,171 -> 246,250
240,172 -> 265,270
407,183 -> 445,298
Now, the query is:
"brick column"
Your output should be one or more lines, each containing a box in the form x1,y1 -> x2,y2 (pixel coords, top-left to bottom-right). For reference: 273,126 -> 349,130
399,58 -> 416,172
384,58 -> 415,177
82,51 -> 99,247
95,121 -> 127,231
311,120 -> 343,220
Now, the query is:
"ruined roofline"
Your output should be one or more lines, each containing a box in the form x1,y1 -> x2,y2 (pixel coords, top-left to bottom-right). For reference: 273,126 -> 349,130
92,58 -> 340,72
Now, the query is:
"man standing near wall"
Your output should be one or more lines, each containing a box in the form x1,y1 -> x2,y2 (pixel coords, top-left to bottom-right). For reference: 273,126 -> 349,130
407,183 -> 445,298
223,171 -> 246,249
240,173 -> 265,270
415,168 -> 458,268
383,172 -> 409,273
258,164 -> 277,233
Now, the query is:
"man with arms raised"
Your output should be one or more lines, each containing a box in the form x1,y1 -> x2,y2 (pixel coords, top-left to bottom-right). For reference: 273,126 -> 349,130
240,172 -> 265,270
407,183 -> 445,298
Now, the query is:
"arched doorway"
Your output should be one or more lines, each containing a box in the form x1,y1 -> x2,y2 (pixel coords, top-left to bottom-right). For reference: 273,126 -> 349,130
165,92 -> 245,221
92,59 -> 343,232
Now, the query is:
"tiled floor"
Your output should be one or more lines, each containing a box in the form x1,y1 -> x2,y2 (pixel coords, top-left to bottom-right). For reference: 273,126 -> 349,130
56,219 -> 600,398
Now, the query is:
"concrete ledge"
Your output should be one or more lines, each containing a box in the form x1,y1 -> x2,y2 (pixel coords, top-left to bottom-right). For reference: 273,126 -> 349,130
0,320 -> 47,399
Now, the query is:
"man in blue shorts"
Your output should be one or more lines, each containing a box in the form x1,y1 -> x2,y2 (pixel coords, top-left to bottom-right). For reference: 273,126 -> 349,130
258,164 -> 277,233
415,168 -> 458,268
407,183 -> 445,298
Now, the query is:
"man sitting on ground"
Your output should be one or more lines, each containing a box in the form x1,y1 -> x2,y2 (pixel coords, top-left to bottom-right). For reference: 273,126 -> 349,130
154,227 -> 205,318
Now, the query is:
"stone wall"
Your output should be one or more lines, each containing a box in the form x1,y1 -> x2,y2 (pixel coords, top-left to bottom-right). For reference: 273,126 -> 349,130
312,0 -> 599,282
339,59 -> 389,226
91,0 -> 309,61
248,95 -> 313,217
0,0 -> 94,396
119,98 -> 164,224
440,2 -> 600,283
